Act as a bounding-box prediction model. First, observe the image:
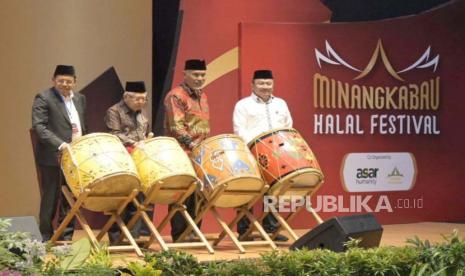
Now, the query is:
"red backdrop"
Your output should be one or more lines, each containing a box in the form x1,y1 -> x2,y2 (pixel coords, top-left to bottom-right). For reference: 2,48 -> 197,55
156,0 -> 465,233
239,1 -> 465,225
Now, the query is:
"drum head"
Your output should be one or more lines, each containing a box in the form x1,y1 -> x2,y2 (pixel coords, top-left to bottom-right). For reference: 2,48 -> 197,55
82,173 -> 140,212
204,176 -> 264,208
269,168 -> 323,197
61,132 -> 141,212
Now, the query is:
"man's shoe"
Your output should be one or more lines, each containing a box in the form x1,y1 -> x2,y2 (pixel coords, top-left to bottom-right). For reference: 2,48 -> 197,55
59,235 -> 73,242
130,232 -> 141,240
139,229 -> 151,237
238,233 -> 254,241
172,232 -> 196,242
272,234 -> 289,242
108,233 -> 121,246
42,235 -> 52,243
186,232 -> 197,242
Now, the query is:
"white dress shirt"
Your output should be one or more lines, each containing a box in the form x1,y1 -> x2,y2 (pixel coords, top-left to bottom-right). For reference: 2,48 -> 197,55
59,91 -> 82,149
233,93 -> 293,144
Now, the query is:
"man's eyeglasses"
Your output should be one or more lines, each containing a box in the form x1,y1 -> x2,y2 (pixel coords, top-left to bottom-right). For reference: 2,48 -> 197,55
129,95 -> 148,102
55,79 -> 75,85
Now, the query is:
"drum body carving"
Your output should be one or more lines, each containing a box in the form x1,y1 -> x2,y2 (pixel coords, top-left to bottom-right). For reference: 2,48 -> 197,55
191,134 -> 264,208
131,137 -> 198,204
248,128 -> 324,197
60,133 -> 140,212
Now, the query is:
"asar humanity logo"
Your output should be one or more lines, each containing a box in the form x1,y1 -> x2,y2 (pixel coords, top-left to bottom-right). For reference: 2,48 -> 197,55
341,153 -> 417,192
314,39 -> 440,81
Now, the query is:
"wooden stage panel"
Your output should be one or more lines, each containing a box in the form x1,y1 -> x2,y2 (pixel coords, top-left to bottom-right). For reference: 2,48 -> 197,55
71,222 -> 465,265
379,222 -> 465,247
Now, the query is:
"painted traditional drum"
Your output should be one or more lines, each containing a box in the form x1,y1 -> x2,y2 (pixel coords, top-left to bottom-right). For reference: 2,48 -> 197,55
248,128 -> 324,197
60,133 -> 140,212
131,137 -> 199,204
191,134 -> 264,208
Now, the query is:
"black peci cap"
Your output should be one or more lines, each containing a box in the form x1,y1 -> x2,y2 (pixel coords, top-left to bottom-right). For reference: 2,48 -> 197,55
185,59 -> 206,70
54,65 -> 75,77
125,81 -> 146,93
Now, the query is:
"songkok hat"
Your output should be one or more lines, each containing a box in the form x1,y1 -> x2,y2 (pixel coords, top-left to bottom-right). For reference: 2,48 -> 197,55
185,59 -> 206,70
125,81 -> 146,93
54,65 -> 75,77
253,70 -> 273,79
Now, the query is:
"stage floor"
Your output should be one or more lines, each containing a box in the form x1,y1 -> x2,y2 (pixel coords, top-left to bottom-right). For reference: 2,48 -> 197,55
72,222 -> 465,266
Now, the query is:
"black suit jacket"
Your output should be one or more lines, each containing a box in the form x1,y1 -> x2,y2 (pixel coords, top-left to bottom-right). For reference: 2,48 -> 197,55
32,88 -> 87,166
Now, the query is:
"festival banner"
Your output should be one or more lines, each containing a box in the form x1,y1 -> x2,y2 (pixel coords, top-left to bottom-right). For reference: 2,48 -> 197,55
240,0 -> 465,225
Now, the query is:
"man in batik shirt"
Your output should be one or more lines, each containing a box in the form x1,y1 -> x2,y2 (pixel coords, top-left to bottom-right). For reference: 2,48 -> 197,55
105,81 -> 153,244
164,59 -> 210,241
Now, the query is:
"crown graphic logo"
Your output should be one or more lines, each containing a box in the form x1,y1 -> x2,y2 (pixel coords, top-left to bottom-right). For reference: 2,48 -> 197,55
315,39 -> 439,81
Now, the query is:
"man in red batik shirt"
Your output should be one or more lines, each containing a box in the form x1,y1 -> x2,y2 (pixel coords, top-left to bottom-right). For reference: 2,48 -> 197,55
164,59 -> 210,241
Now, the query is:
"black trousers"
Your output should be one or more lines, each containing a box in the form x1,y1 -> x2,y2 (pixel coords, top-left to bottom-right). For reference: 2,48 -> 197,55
237,208 -> 279,235
38,165 -> 75,241
108,193 -> 154,243
169,192 -> 202,241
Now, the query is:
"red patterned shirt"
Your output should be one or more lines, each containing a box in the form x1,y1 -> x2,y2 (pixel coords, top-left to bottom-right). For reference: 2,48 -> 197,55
164,84 -> 210,153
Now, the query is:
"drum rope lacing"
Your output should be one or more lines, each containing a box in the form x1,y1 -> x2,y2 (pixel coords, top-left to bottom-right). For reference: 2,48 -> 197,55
194,142 -> 258,186
251,129 -> 324,198
137,147 -> 182,173
63,138 -> 137,193
253,130 -> 300,182
137,146 -> 202,191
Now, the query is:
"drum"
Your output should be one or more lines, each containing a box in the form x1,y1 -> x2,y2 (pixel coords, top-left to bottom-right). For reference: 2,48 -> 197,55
60,133 -> 140,212
191,134 -> 264,208
131,137 -> 198,204
248,128 -> 324,197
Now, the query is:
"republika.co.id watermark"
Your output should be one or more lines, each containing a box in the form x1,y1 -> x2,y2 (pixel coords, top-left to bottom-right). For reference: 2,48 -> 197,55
263,195 -> 424,213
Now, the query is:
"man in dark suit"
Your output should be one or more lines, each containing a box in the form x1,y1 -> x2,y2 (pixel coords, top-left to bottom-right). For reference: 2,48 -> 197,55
32,65 -> 87,241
